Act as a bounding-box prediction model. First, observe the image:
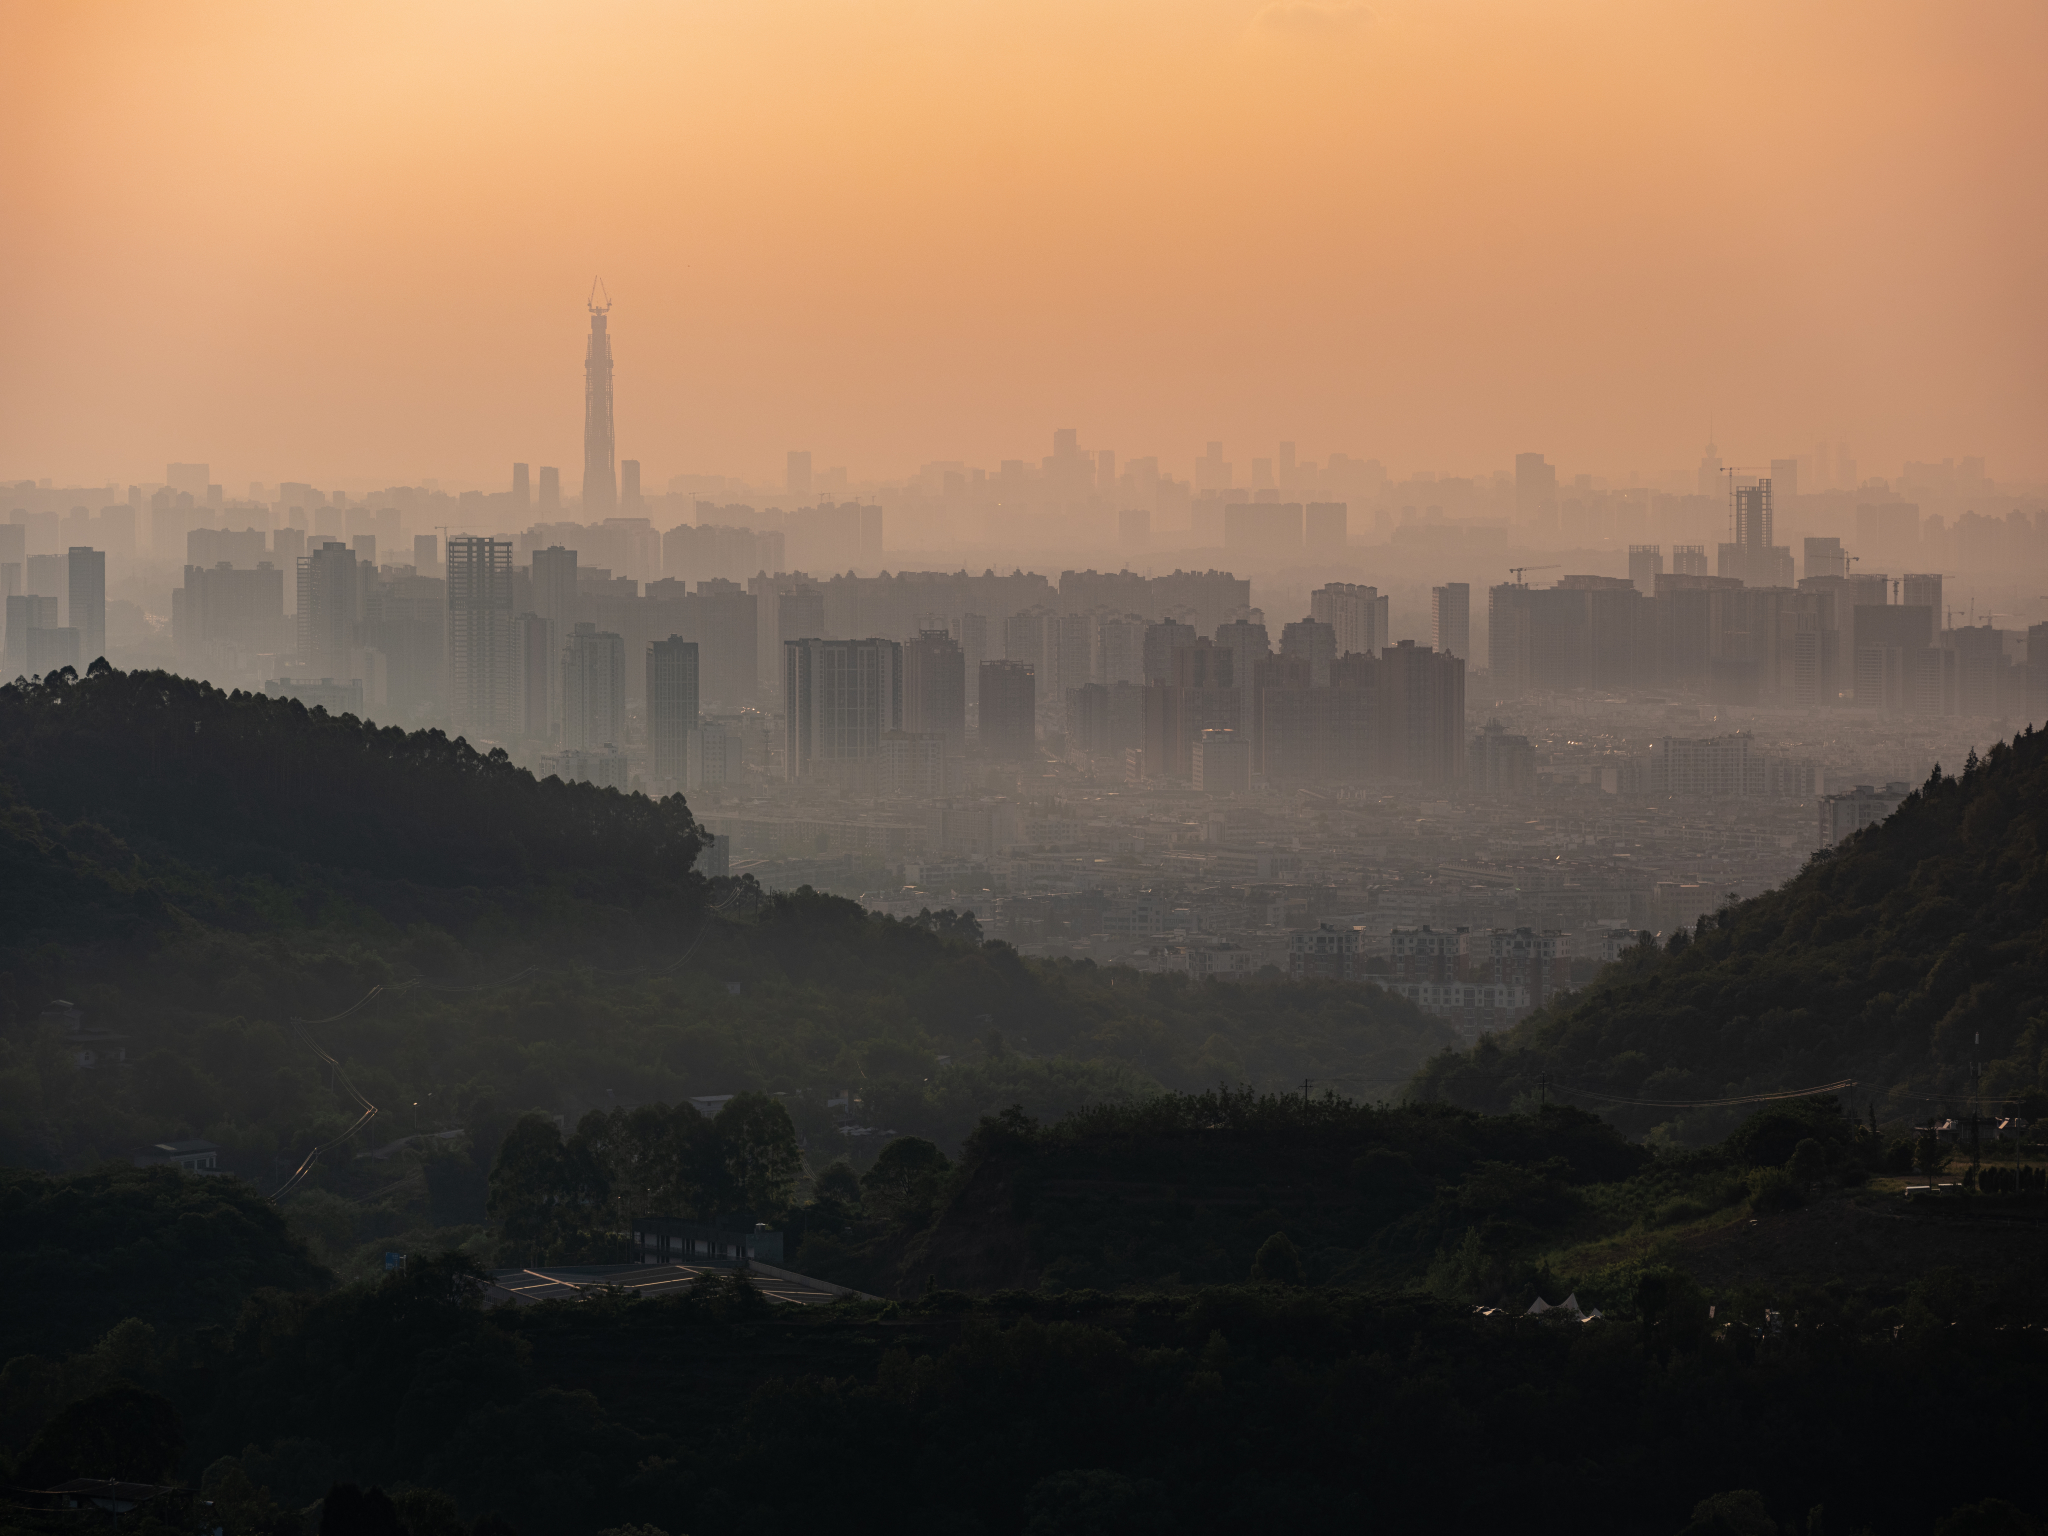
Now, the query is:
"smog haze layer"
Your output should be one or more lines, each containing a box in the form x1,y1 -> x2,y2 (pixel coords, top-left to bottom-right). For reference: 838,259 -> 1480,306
4,0 -> 2045,488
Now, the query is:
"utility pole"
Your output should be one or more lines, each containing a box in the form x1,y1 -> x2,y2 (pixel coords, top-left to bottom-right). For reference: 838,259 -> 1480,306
1970,1032 -> 1982,1187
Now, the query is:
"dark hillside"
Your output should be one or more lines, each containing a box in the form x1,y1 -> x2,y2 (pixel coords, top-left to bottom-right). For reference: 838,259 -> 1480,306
0,668 -> 1450,1197
0,778 -> 170,953
0,666 -> 709,931
201,1271 -> 2048,1536
1413,728 -> 2048,1139
0,1164 -> 329,1359
7,1103 -> 2048,1536
12,1223 -> 2048,1536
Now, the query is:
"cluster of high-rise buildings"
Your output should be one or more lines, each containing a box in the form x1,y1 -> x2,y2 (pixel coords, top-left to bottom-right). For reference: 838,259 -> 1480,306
771,597 -> 1467,797
1489,485 -> 2034,719
0,520 -> 104,679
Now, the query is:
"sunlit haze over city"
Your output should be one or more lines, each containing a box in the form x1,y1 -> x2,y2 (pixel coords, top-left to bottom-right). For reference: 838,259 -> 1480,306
5,0 -> 2045,489
5,6 -> 2048,1530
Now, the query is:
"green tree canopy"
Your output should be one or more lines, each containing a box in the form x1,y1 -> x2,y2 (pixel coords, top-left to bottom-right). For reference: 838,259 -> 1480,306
1249,1232 -> 1303,1286
487,1095 -> 803,1257
16,1382 -> 183,1488
812,1162 -> 862,1206
712,1092 -> 802,1220
1786,1138 -> 1826,1185
0,1167 -> 328,1362
487,1115 -> 611,1264
859,1136 -> 952,1224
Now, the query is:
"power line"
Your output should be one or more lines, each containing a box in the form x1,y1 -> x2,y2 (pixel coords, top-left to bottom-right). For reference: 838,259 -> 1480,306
1546,1077 -> 1857,1111
419,967 -> 541,994
270,1008 -> 391,1200
1899,1094 -> 2033,1108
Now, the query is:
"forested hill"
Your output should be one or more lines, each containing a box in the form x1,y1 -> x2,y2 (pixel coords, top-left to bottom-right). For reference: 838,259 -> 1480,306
0,666 -> 1450,1189
1415,727 -> 2048,1139
0,665 -> 709,938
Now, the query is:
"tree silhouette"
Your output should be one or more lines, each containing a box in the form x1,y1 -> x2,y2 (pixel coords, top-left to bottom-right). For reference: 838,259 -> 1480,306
1250,1231 -> 1303,1285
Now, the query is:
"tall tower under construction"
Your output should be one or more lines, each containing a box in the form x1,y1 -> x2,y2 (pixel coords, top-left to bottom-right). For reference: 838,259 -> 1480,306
582,282 -> 616,512
1717,470 -> 1793,587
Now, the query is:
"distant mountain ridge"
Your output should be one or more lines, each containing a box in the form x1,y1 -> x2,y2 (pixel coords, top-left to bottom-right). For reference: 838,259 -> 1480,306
1413,728 -> 2048,1138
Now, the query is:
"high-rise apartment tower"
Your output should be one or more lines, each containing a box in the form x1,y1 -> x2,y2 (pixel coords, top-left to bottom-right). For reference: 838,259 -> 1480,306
530,545 -> 579,735
647,637 -> 700,792
1719,474 -> 1793,586
447,535 -> 515,736
1311,583 -> 1385,660
1431,583 -> 1470,661
903,629 -> 967,759
562,622 -> 626,751
297,541 -> 358,679
1901,573 -> 1943,614
1627,548 -> 1663,597
67,547 -> 106,663
979,659 -> 1037,762
785,637 -> 902,781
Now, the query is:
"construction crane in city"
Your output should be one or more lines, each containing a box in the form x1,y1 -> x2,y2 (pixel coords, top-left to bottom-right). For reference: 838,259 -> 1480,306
1507,564 -> 1559,586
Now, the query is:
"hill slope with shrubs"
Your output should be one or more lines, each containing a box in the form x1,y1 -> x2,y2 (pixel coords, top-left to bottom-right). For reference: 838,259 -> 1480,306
7,1100 -> 2048,1536
0,669 -> 1451,1246
1414,727 -> 2048,1141
782,1088 -> 1946,1303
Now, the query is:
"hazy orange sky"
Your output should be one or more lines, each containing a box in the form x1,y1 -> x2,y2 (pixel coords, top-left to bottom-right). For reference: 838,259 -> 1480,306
3,0 -> 2043,491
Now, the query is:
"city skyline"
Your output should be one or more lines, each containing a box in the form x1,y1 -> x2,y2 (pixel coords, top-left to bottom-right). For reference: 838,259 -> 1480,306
2,3 -> 2044,1010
